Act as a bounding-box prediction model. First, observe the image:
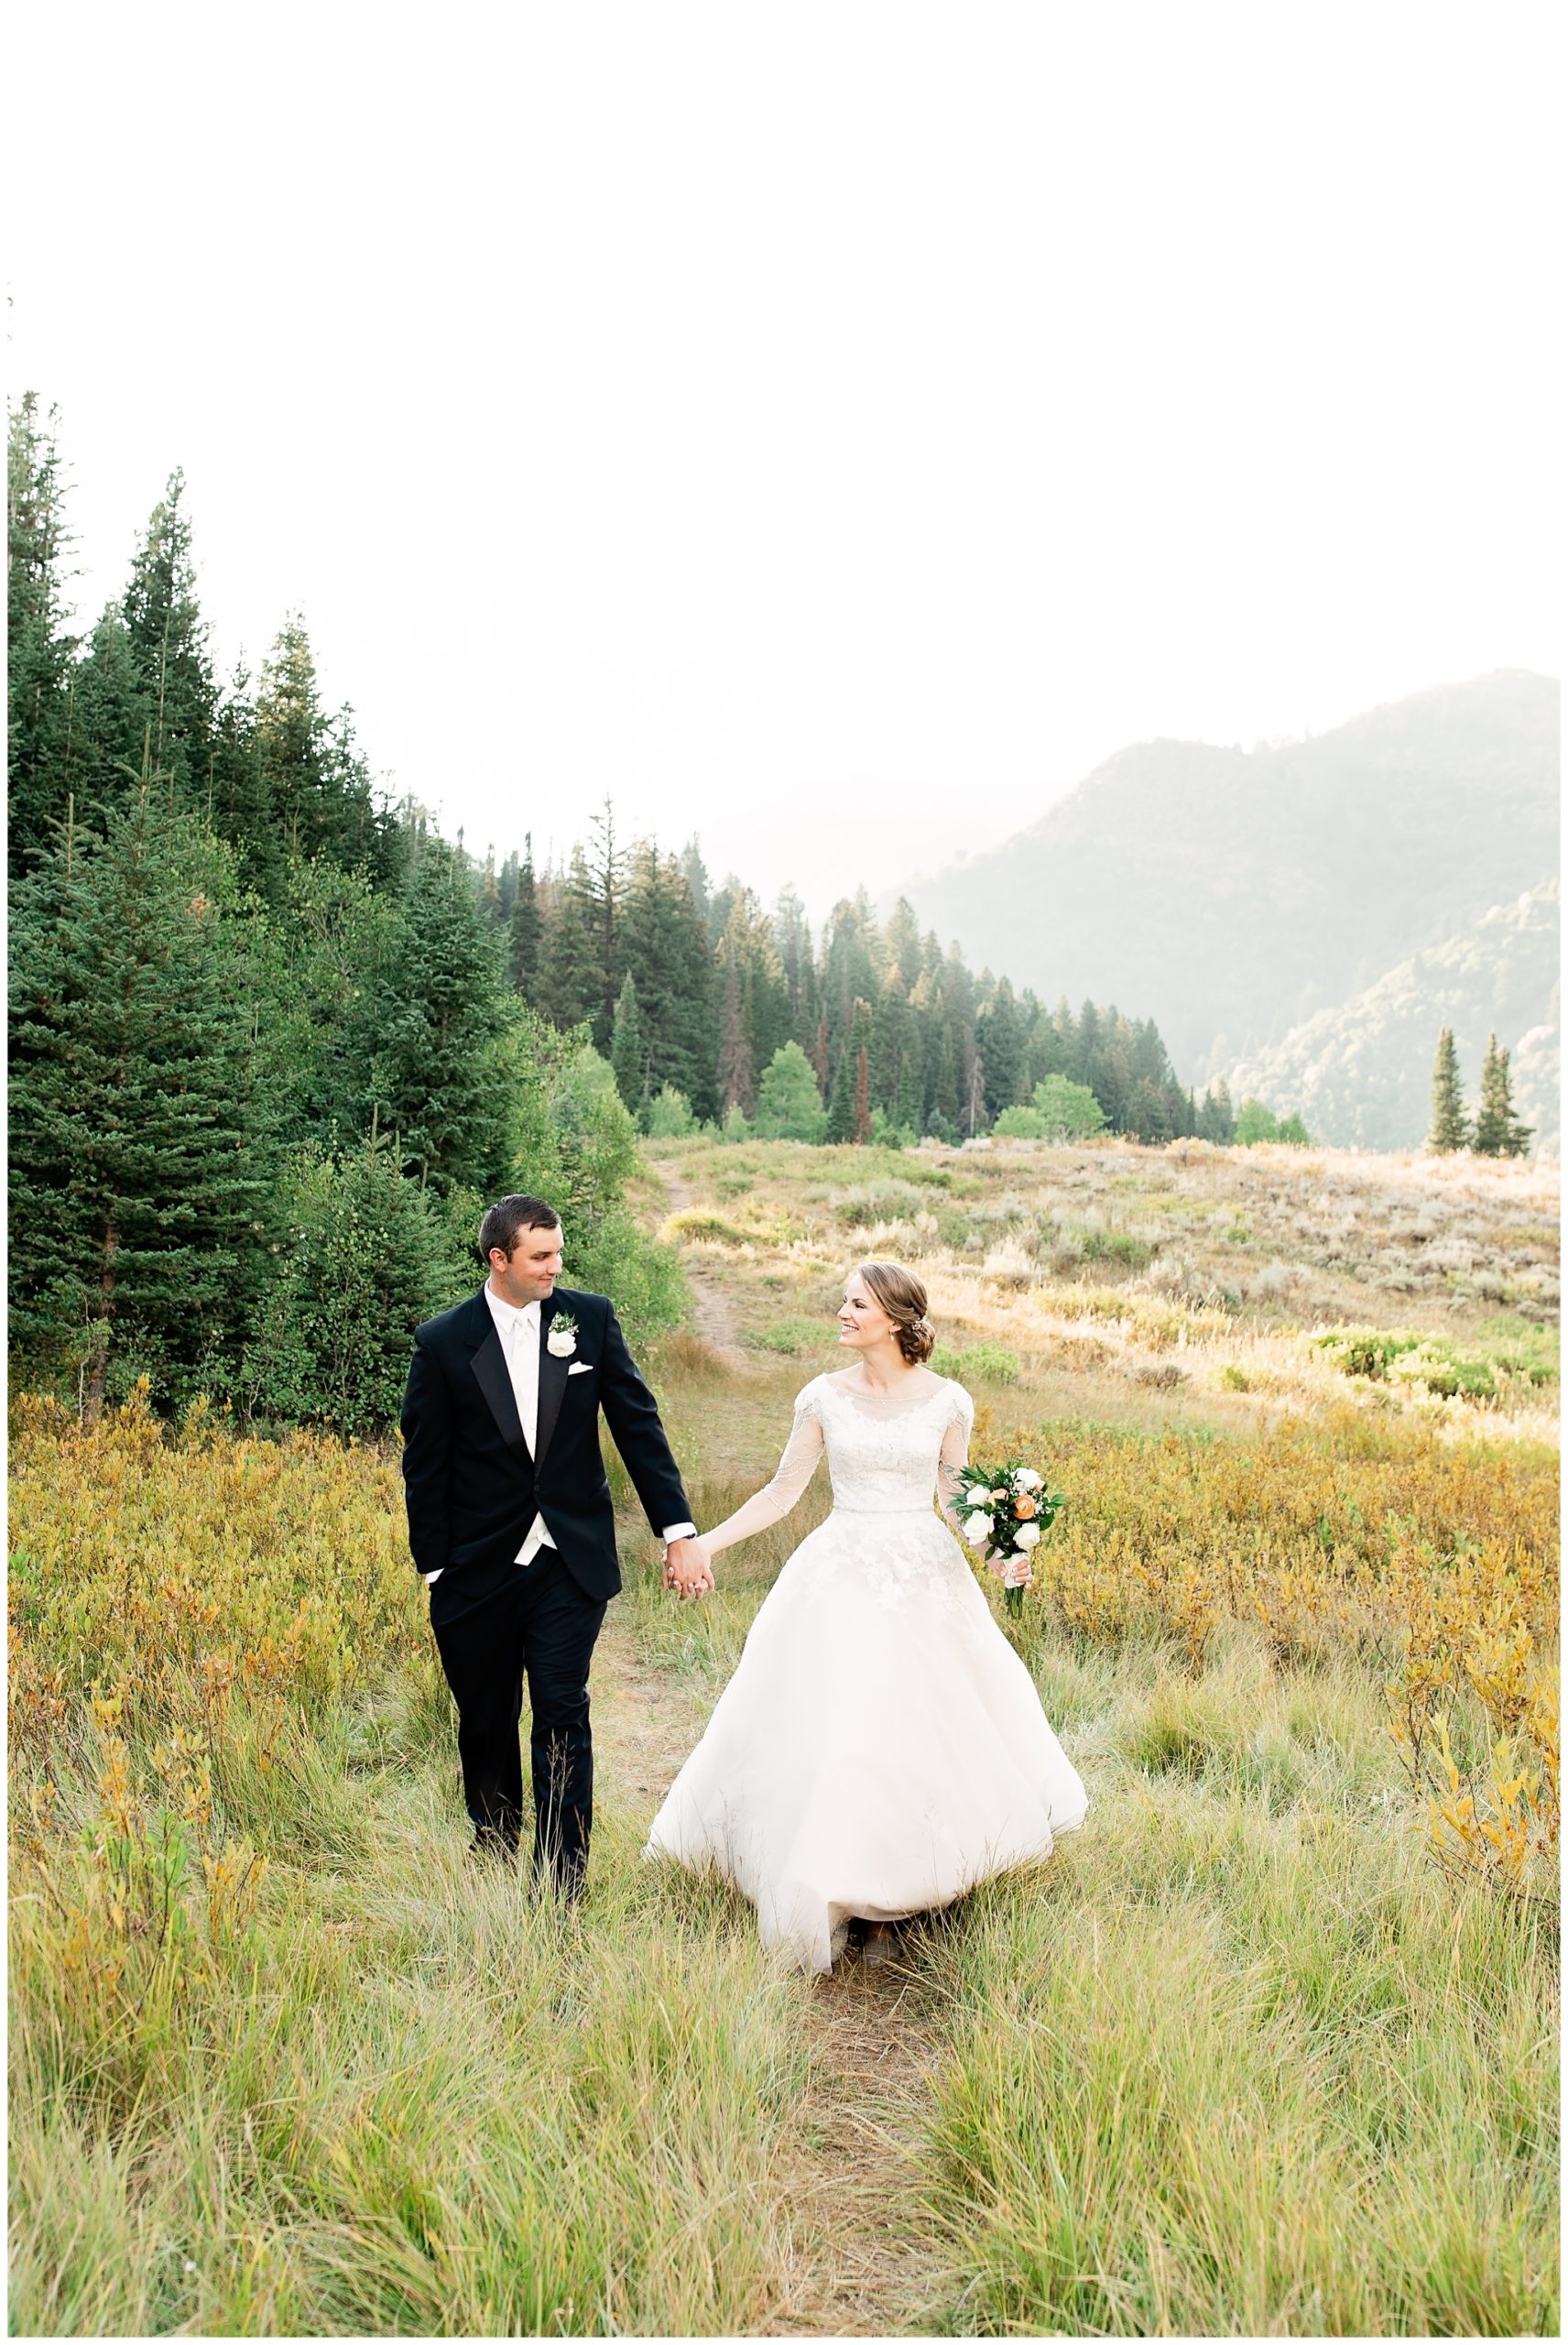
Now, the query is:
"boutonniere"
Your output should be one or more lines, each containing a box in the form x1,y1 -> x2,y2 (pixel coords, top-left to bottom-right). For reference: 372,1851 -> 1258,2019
546,1314 -> 579,1358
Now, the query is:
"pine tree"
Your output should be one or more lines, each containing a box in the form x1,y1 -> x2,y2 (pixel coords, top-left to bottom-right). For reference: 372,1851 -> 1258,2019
7,394 -> 78,875
824,1014 -> 860,1143
205,661 -> 283,902
718,955 -> 755,1116
256,616 -> 343,863
583,798 -> 627,1047
1472,1032 -> 1532,1158
535,849 -> 599,1031
121,470 -> 217,801
977,976 -> 1025,1117
373,837 -> 512,1193
871,965 -> 915,1115
1196,1079 -> 1236,1144
825,999 -> 873,1143
610,971 -> 647,1110
620,843 -> 715,1115
509,835 -> 542,996
8,778 -> 282,1415
854,1042 -> 872,1143
679,835 -> 712,932
1428,1027 -> 1470,1152
62,605 -> 150,823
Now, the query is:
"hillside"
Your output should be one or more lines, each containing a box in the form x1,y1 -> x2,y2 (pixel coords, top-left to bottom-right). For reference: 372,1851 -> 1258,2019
1226,878 -> 1561,1151
899,671 -> 1560,1083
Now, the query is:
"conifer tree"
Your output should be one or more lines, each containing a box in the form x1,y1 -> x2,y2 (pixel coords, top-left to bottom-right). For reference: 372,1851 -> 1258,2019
610,971 -> 647,1110
8,779 -> 281,1414
121,470 -> 217,801
61,606 -> 151,823
871,965 -> 915,1115
255,615 -> 382,867
825,999 -> 873,1143
1427,1027 -> 1469,1152
1472,1032 -> 1532,1158
373,837 -> 512,1193
718,956 -> 755,1116
620,843 -> 714,1115
583,798 -> 627,1046
812,1013 -> 830,1094
977,976 -> 1025,1116
509,834 -> 542,996
7,394 -> 78,875
824,1020 -> 859,1143
854,1040 -> 873,1143
679,835 -> 712,931
535,848 -> 599,1031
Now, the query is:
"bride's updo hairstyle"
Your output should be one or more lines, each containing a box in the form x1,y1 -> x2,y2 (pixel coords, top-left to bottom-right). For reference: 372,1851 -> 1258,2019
855,1260 -> 937,1366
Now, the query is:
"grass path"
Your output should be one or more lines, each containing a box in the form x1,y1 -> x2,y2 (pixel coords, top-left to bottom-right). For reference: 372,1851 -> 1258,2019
594,1603 -> 952,2335
593,1604 -> 946,2335
649,1157 -> 746,1357
600,1173 -> 953,2335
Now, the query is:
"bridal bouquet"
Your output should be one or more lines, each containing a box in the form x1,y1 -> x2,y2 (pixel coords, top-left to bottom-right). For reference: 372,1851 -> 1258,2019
953,1460 -> 1065,1616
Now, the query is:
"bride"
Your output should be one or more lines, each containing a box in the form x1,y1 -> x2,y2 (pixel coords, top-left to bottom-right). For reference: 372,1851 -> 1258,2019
644,1261 -> 1088,1972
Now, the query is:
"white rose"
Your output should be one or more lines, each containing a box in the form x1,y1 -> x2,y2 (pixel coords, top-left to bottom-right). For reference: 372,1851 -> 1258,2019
1015,1468 -> 1043,1490
964,1511 -> 992,1546
1014,1521 -> 1041,1549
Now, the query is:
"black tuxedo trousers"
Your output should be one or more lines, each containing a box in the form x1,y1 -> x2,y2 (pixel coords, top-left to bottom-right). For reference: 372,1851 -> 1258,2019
399,1284 -> 691,1885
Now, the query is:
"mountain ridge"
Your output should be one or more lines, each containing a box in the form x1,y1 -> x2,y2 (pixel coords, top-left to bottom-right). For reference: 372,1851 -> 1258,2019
897,671 -> 1560,1098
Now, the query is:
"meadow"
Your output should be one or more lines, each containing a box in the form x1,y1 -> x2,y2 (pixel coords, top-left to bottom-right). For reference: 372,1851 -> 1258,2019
8,1134 -> 1560,2336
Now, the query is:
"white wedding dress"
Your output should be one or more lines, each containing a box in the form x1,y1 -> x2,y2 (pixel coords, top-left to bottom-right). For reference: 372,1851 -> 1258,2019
645,1370 -> 1088,1971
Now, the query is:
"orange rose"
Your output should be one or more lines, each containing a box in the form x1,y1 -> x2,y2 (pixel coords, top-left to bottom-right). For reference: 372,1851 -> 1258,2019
1015,1494 -> 1038,1518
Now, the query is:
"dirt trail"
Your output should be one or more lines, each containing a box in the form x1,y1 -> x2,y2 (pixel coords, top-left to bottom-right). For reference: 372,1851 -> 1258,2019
648,1157 -> 746,1358
594,1604 -> 949,2338
593,1162 -> 951,2335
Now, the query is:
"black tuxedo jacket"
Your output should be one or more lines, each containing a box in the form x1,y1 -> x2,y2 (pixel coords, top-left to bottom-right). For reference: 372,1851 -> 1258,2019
399,1283 -> 691,1616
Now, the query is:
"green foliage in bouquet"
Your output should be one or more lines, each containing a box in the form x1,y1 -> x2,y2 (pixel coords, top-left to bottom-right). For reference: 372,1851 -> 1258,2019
953,1458 -> 1066,1616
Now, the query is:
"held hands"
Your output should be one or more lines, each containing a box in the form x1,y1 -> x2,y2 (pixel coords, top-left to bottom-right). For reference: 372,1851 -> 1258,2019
663,1534 -> 714,1601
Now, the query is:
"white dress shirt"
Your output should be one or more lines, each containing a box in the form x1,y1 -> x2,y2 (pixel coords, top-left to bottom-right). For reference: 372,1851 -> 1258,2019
421,1285 -> 695,1583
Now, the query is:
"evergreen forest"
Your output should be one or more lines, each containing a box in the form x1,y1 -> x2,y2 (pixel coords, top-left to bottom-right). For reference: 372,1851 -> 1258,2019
9,400 -> 1232,1427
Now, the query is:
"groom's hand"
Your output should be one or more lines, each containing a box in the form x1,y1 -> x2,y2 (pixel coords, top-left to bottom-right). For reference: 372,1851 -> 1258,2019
664,1534 -> 713,1600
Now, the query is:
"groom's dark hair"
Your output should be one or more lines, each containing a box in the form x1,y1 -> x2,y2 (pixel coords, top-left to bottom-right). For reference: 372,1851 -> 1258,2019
476,1194 -> 561,1267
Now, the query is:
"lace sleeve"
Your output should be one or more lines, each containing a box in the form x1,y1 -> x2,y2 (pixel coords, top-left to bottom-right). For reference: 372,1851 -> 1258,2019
703,1385 -> 825,1555
937,1383 -> 975,1533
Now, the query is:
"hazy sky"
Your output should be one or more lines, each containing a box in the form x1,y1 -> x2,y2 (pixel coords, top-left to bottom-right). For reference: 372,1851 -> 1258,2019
8,3 -> 1560,918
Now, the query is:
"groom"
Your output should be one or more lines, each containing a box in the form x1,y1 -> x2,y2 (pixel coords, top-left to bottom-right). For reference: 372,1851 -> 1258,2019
400,1193 -> 712,1892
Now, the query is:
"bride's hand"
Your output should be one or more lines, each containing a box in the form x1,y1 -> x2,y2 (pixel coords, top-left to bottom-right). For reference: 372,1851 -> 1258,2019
664,1534 -> 714,1600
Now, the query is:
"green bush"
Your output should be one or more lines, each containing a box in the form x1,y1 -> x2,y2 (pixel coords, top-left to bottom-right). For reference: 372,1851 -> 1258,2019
754,1043 -> 827,1143
238,1142 -> 471,1434
743,1316 -> 833,1357
931,1339 -> 1020,1385
1313,1325 -> 1556,1403
562,1203 -> 686,1349
644,1085 -> 698,1139
1081,1229 -> 1154,1270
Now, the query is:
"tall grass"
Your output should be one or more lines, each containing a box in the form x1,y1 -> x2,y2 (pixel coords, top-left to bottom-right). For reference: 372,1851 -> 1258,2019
10,1131 -> 1561,2334
908,1635 -> 1559,2336
9,1396 -> 821,2337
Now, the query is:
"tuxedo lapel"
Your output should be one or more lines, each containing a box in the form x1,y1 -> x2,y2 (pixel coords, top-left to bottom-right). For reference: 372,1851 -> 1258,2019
465,1291 -> 530,1459
533,1299 -> 569,1470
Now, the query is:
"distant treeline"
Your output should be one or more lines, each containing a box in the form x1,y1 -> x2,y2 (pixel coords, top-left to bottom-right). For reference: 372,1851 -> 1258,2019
7,398 -> 1246,1423
488,820 -> 1239,1149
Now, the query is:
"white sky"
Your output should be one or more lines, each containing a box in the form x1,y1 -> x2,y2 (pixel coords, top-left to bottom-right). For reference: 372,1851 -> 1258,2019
7,2 -> 1561,921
